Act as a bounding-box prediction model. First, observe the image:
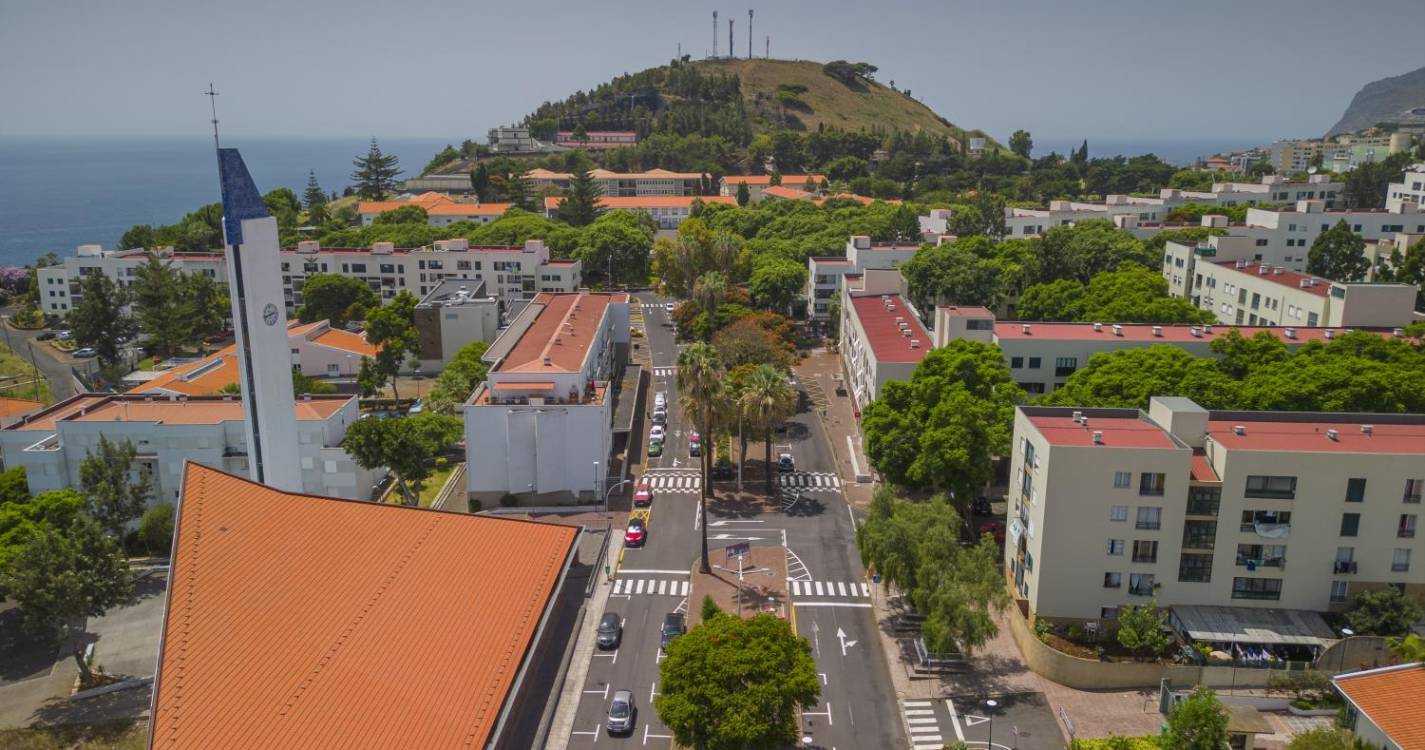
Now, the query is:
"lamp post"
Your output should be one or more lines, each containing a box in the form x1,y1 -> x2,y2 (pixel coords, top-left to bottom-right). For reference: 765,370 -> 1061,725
1338,627 -> 1354,673
605,478 -> 630,516
592,461 -> 601,510
985,699 -> 998,750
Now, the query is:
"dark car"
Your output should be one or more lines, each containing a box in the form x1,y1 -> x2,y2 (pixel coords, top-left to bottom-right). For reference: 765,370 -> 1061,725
977,519 -> 1006,545
597,612 -> 623,649
660,612 -> 686,651
35,332 -> 56,341
972,496 -> 993,516
688,439 -> 701,457
624,518 -> 647,547
778,453 -> 795,473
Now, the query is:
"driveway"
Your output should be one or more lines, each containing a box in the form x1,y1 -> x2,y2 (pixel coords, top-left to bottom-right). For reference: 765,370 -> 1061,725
0,319 -> 79,400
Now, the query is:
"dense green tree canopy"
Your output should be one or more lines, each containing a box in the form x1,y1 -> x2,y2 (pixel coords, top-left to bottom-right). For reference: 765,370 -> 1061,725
427,341 -> 490,415
1161,688 -> 1229,750
1016,266 -> 1215,324
298,274 -> 380,328
1306,220 -> 1370,282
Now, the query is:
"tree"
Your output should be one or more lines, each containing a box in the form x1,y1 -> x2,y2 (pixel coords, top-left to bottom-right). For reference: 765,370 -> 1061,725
1285,728 -> 1357,750
427,341 -> 490,415
1017,266 -> 1214,324
699,594 -> 723,622
358,291 -> 420,401
712,318 -> 794,371
118,224 -> 158,251
298,274 -> 380,327
1160,688 -> 1228,750
1307,220 -> 1370,282
655,613 -> 820,750
0,516 -> 134,685
351,138 -> 402,200
79,435 -> 153,540
748,257 -> 807,313
1116,599 -> 1171,659
302,170 -> 328,225
677,343 -> 724,573
68,272 -> 135,369
469,163 -> 492,203
0,488 -> 85,591
138,503 -> 175,556
505,170 -> 535,211
1386,632 -> 1425,662
738,365 -> 798,495
735,181 -> 750,207
573,211 -> 654,287
184,271 -> 228,343
1009,129 -> 1033,159
373,205 -> 429,225
558,168 -> 604,227
131,253 -> 189,359
1344,586 -> 1424,636
342,413 -> 462,505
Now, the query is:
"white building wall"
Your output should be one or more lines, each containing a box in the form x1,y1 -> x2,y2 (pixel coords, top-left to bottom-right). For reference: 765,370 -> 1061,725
1385,168 -> 1425,211
465,399 -> 610,498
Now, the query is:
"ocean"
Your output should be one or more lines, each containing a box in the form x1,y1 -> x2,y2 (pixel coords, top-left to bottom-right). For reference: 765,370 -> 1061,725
0,135 -> 454,267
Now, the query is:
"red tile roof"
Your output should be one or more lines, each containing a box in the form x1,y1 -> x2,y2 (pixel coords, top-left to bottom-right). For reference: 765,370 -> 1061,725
722,174 -> 825,186
496,292 -> 627,374
1207,419 -> 1425,454
151,464 -> 578,749
1209,261 -> 1332,298
992,322 -> 1390,344
1190,450 -> 1220,482
0,396 -> 44,418
1027,415 -> 1178,449
543,195 -> 736,210
1334,664 -> 1425,750
762,185 -> 814,200
846,294 -> 931,365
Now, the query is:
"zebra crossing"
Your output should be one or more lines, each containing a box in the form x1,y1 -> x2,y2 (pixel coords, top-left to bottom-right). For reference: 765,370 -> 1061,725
640,303 -> 669,312
611,577 -> 691,597
646,471 -> 701,494
652,366 -> 677,377
789,579 -> 870,599
900,700 -> 945,750
778,472 -> 842,490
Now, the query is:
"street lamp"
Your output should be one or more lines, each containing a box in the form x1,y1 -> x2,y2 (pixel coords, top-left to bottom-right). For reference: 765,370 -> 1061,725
592,461 -> 600,509
985,699 -> 998,750
605,478 -> 630,516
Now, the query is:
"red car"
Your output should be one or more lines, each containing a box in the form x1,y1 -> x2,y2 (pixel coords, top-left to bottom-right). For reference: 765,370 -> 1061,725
624,518 -> 647,547
633,478 -> 653,507
977,519 -> 1006,545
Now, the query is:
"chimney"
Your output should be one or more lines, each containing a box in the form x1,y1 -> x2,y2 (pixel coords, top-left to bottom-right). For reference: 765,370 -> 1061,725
1361,424 -> 1373,435
909,339 -> 921,349
1203,324 -> 1213,334
1258,265 -> 1269,275
1233,425 -> 1246,435
1080,416 -> 1090,428
1324,330 -> 1334,339
1299,279 -> 1311,288
1022,324 -> 1031,335
1190,326 -> 1201,337
1326,428 -> 1339,442
1152,326 -> 1163,337
1092,322 -> 1103,332
1273,266 -> 1284,275
542,356 -> 552,366
1284,327 -> 1296,339
1393,328 -> 1405,337
1112,324 -> 1123,336
1092,431 -> 1103,445
1071,411 -> 1083,423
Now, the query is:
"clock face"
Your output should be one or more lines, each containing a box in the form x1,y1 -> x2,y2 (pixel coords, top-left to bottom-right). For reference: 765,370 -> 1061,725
262,303 -> 279,327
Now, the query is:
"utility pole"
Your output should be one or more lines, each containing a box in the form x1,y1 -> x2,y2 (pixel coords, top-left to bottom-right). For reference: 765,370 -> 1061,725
728,18 -> 733,60
712,11 -> 717,58
765,36 -> 770,59
748,9 -> 753,59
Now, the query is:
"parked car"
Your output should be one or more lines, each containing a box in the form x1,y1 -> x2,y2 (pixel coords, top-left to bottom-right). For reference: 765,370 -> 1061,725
663,302 -> 675,312
606,689 -> 636,735
653,391 -> 667,409
596,612 -> 623,649
972,496 -> 993,516
778,453 -> 795,473
649,425 -> 666,442
633,478 -> 653,507
73,347 -> 97,358
688,439 -> 701,457
688,430 -> 700,443
35,332 -> 56,341
647,439 -> 663,457
651,410 -> 667,426
660,612 -> 686,651
56,330 -> 73,341
624,518 -> 647,547
977,519 -> 1006,545
203,331 -> 233,344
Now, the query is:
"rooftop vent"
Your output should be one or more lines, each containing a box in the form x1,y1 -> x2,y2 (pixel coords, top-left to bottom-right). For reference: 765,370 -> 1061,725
1326,428 -> 1339,442
1299,279 -> 1310,288
1203,324 -> 1213,334
909,339 -> 921,349
1273,267 -> 1284,275
1093,322 -> 1103,332
1152,326 -> 1163,337
1361,424 -> 1373,435
1190,326 -> 1202,337
1324,330 -> 1334,339
1393,328 -> 1405,337
1112,324 -> 1123,336
1284,327 -> 1296,339
1092,431 -> 1103,445
1258,265 -> 1269,275
1236,260 -> 1247,269
1071,410 -> 1083,422
1022,324 -> 1031,335
542,356 -> 552,367
1080,417 -> 1090,428
1233,425 -> 1246,436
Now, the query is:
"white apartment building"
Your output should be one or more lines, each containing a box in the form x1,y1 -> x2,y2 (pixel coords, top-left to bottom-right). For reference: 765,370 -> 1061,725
1009,397 -> 1425,629
525,168 -> 706,197
128,320 -> 376,395
1366,232 -> 1425,281
1162,236 -> 1419,328
541,195 -> 736,229
1385,165 -> 1425,211
919,208 -> 951,244
38,240 -> 582,316
357,192 -> 511,226
807,236 -> 922,321
932,306 -> 1398,396
838,271 -> 931,409
414,279 -> 502,369
719,175 -> 826,202
0,394 -> 381,503
554,131 -> 638,149
464,291 -> 630,502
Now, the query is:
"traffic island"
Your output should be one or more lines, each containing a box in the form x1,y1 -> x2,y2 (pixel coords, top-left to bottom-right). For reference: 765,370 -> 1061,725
687,542 -> 789,627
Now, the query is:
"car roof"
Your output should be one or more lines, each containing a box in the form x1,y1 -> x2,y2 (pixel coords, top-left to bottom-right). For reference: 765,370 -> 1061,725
628,517 -> 644,527
600,612 -> 620,625
664,612 -> 683,623
612,689 -> 632,701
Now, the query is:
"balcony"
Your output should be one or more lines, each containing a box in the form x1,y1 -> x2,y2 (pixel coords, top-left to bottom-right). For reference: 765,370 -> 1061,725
1231,589 -> 1282,601
1399,528 -> 1416,539
1333,560 -> 1358,574
1135,521 -> 1162,530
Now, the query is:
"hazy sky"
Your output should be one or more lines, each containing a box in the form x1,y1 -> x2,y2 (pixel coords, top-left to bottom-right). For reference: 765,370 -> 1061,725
2,0 -> 1422,144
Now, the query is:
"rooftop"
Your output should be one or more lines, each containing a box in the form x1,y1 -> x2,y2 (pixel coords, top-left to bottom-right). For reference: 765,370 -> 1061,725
722,174 -> 825,186
150,464 -> 578,749
1333,663 -> 1425,750
1026,414 -> 1179,449
992,322 -> 1393,344
1206,417 -> 1425,455
762,185 -> 814,200
940,305 -> 995,317
1208,261 -> 1332,298
494,292 -> 627,374
0,397 -> 45,419
846,293 -> 931,365
526,167 -> 705,181
133,321 -> 374,396
542,195 -> 737,210
70,395 -> 349,425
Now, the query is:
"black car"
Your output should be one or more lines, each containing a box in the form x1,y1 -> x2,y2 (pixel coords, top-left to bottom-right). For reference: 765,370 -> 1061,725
35,332 -> 56,341
597,612 -> 623,649
711,462 -> 734,480
972,496 -> 993,516
660,612 -> 686,651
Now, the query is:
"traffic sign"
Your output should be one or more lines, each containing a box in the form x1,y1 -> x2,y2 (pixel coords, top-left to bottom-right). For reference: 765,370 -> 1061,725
724,541 -> 751,561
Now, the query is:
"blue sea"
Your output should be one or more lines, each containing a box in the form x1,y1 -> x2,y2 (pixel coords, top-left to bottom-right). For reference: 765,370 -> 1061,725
0,135 -> 454,267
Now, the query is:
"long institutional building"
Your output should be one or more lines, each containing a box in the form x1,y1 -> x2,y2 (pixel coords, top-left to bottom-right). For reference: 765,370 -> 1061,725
1009,397 -> 1425,627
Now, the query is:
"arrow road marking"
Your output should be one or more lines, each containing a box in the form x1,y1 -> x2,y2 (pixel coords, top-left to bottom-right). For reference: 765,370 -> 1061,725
836,627 -> 858,656
710,519 -> 765,526
963,715 -> 991,728
709,534 -> 764,541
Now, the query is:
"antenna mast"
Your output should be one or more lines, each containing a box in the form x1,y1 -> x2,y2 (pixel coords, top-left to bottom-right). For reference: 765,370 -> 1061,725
748,9 -> 753,59
712,11 -> 717,58
728,18 -> 733,59
765,35 -> 769,58
205,83 -> 221,150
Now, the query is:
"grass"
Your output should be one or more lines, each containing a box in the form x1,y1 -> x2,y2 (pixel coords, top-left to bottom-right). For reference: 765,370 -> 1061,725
0,341 -> 51,403
0,721 -> 147,750
381,463 -> 457,508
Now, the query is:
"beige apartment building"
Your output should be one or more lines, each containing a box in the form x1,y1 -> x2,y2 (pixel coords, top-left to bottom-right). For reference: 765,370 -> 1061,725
837,271 -> 931,409
1009,397 -> 1425,629
525,168 -> 706,197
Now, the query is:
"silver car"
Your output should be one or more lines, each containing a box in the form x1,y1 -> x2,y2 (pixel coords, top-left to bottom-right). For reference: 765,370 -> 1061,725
607,689 -> 635,735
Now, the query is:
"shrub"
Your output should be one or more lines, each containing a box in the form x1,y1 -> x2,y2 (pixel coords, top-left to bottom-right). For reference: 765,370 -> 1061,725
467,498 -> 482,513
434,456 -> 448,470
499,493 -> 519,507
138,503 -> 176,556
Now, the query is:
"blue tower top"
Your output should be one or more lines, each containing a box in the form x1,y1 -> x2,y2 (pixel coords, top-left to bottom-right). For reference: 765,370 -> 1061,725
217,148 -> 270,246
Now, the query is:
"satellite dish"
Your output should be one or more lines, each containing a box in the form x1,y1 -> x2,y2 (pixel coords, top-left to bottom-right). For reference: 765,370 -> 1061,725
1307,166 -> 1318,174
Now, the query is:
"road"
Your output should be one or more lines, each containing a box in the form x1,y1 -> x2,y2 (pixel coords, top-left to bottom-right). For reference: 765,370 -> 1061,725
0,317 -> 78,400
565,293 -> 901,749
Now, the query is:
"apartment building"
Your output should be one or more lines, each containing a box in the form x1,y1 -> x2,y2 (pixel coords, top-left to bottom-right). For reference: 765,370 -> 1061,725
36,245 -> 225,315
554,130 -> 638,149
465,291 -> 630,503
357,192 -> 511,226
0,393 -> 380,502
838,271 -> 931,408
1386,165 -> 1425,211
932,306 -> 1397,395
525,168 -> 706,197
1366,232 -> 1425,281
541,195 -> 735,229
806,235 -> 922,321
414,279 -> 502,369
1009,397 -> 1425,628
719,174 -> 826,202
1264,140 -> 1326,175
1162,235 -> 1419,328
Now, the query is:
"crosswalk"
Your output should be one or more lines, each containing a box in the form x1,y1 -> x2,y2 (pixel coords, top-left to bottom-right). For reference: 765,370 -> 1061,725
640,303 -> 669,312
646,471 -> 701,494
778,472 -> 842,490
652,366 -> 676,377
611,577 -> 691,597
900,700 -> 945,750
789,579 -> 870,599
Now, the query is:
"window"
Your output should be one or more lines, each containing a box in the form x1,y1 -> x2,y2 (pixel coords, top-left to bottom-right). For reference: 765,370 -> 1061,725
1027,357 -> 1041,369
1236,544 -> 1286,567
1182,520 -> 1217,549
1135,506 -> 1162,530
1107,539 -> 1125,556
1023,439 -> 1036,468
350,263 -> 367,273
1400,514 -> 1417,538
1241,510 -> 1291,532
1110,505 -> 1128,522
1406,479 -> 1423,503
1100,607 -> 1120,620
1128,574 -> 1155,596
301,456 -> 314,470
1187,487 -> 1221,516
966,319 -> 993,331
1139,473 -> 1165,496
1132,540 -> 1159,563
1178,554 -> 1213,583
1113,471 -> 1131,489
1054,357 -> 1078,376
1010,356 -> 1023,369
1340,513 -> 1361,537
327,363 -> 339,375
1392,548 -> 1411,572
1345,478 -> 1366,503
1103,572 -> 1122,588
1245,475 -> 1297,499
1231,577 -> 1282,600
1329,581 -> 1348,603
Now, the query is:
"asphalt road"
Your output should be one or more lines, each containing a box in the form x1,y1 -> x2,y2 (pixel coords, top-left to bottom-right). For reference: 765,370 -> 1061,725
566,294 -> 901,750
899,692 -> 1062,750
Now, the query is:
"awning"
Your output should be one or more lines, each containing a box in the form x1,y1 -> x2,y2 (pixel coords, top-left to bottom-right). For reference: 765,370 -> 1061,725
1169,605 -> 1336,647
490,381 -> 556,391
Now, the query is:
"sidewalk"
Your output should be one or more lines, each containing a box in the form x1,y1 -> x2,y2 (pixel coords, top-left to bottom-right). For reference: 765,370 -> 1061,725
545,534 -> 626,750
793,348 -> 874,509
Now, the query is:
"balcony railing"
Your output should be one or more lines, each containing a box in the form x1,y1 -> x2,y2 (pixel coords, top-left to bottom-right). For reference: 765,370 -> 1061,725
1333,560 -> 1358,574
1136,521 -> 1162,530
1391,563 -> 1410,573
1399,528 -> 1416,539
1231,589 -> 1282,601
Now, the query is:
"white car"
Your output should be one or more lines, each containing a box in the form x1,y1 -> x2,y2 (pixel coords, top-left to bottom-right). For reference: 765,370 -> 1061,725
653,392 -> 667,409
664,302 -> 675,312
650,425 -> 666,442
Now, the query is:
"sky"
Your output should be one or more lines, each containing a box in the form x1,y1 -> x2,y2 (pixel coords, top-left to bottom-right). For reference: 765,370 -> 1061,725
2,0 -> 1423,145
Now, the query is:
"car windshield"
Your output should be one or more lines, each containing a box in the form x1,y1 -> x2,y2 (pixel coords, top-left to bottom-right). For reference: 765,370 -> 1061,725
610,701 -> 630,719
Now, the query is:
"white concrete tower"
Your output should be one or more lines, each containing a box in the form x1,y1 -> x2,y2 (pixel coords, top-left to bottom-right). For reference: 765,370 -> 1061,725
217,148 -> 302,491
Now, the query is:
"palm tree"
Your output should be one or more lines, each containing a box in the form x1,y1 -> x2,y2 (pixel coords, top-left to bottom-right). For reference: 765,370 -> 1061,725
692,271 -> 727,318
677,342 -> 725,574
739,365 -> 799,495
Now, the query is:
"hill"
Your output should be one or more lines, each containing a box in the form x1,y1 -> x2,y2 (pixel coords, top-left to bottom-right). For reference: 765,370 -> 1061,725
1326,65 -> 1425,136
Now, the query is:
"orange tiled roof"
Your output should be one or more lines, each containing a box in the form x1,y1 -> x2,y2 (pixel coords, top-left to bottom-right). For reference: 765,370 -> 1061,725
723,174 -> 825,186
150,464 -> 579,749
308,327 -> 379,358
0,396 -> 44,418
359,192 -> 503,218
70,396 -> 349,425
1334,664 -> 1425,750
4,394 -> 108,432
135,322 -> 378,395
496,292 -> 626,374
542,195 -> 736,210
762,185 -> 814,200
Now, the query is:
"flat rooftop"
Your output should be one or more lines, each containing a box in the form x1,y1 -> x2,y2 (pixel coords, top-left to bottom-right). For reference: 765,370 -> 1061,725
542,196 -> 737,210
495,292 -> 627,374
1026,415 -> 1178,449
1209,261 -> 1332,298
846,294 -> 931,365
1206,418 -> 1425,454
993,322 -> 1394,344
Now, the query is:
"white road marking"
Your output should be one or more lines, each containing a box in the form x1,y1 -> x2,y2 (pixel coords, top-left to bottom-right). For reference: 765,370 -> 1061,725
814,581 -> 824,596
618,569 -> 690,575
635,580 -> 645,594
946,698 -> 966,742
860,581 -> 870,596
836,581 -> 847,596
657,580 -> 667,595
792,602 -> 873,608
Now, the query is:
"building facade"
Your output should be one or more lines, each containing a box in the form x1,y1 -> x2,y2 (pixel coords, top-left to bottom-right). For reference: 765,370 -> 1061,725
525,168 -> 706,197
838,271 -> 931,408
554,131 -> 638,149
806,236 -> 922,321
1009,397 -> 1425,626
719,174 -> 826,202
357,192 -> 511,226
541,195 -> 735,229
36,245 -> 225,316
414,279 -> 502,369
1385,165 -> 1425,212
